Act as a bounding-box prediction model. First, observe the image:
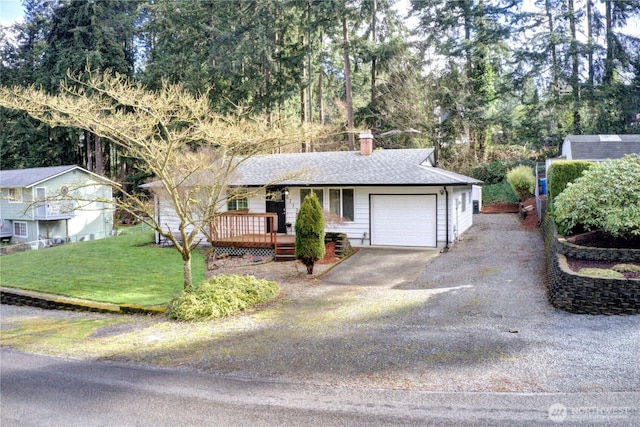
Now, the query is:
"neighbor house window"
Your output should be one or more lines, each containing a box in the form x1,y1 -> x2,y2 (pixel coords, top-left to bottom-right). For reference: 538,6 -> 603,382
461,194 -> 467,212
8,188 -> 22,203
300,188 -> 324,206
13,221 -> 27,238
227,190 -> 248,211
329,188 -> 354,221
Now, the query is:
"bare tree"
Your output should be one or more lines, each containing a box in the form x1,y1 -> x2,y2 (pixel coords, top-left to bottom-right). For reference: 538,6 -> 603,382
0,71 -> 322,289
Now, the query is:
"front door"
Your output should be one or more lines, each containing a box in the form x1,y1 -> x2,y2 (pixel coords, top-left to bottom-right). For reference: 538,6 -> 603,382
266,187 -> 286,233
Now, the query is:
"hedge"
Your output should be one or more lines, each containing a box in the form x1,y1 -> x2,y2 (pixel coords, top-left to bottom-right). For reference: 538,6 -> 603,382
546,160 -> 594,213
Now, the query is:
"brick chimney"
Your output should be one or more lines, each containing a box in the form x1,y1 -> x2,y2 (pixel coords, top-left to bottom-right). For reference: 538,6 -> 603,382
359,130 -> 374,155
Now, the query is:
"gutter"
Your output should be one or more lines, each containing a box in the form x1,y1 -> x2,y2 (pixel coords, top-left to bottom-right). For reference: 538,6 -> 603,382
442,186 -> 450,253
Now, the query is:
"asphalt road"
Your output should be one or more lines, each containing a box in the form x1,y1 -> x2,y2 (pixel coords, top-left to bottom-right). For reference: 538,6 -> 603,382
3,348 -> 638,426
2,214 -> 640,425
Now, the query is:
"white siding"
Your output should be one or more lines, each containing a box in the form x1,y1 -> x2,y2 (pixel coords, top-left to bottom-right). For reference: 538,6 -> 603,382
155,188 -> 267,243
285,185 -> 474,248
451,188 -> 474,242
155,185 -> 476,248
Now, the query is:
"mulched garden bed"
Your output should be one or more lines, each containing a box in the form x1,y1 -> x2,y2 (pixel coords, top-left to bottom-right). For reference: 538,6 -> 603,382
565,258 -> 640,279
566,230 -> 640,249
481,203 -> 519,213
481,197 -> 539,231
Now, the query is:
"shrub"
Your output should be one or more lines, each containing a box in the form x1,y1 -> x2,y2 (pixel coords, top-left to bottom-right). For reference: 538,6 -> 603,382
546,160 -> 594,212
295,192 -> 325,274
167,274 -> 279,321
482,180 -> 519,205
577,268 -> 625,279
471,160 -> 507,184
506,165 -> 535,201
554,155 -> 640,238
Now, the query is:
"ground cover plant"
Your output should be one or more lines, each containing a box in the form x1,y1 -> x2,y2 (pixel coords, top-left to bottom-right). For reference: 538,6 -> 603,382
0,226 -> 205,306
167,274 -> 280,321
577,268 -> 625,279
567,259 -> 640,279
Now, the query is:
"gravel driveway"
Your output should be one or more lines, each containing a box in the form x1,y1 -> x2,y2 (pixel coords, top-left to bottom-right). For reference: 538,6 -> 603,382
2,214 -> 639,393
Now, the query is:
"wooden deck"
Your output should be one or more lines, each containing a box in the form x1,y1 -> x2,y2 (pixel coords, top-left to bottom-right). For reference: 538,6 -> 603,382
209,213 -> 295,260
210,233 -> 294,249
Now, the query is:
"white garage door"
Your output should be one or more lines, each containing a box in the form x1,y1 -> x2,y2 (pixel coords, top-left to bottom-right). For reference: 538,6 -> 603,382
371,194 -> 437,247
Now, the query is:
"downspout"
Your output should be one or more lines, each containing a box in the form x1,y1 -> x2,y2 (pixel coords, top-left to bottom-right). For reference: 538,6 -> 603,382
156,195 -> 161,245
442,186 -> 450,253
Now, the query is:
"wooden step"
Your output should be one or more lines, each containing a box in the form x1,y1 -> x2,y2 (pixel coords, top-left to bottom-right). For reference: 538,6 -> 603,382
275,243 -> 296,262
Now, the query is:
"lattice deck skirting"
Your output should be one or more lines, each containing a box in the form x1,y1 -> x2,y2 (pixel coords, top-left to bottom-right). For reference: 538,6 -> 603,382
213,246 -> 275,258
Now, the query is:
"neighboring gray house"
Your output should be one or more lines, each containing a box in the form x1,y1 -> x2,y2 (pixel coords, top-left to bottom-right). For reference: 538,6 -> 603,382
0,165 -> 118,245
538,134 -> 640,220
153,133 -> 482,250
560,134 -> 640,162
544,134 -> 640,182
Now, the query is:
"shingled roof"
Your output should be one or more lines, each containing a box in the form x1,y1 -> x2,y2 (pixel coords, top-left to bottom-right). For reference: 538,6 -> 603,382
0,165 -> 119,188
562,135 -> 640,161
230,148 -> 481,187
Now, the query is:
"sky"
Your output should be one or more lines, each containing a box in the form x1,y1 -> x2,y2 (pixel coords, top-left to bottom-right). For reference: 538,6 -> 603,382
1,0 -> 637,35
0,0 -> 23,27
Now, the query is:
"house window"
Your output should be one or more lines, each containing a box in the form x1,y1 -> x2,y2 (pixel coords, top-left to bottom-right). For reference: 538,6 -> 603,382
227,190 -> 248,211
329,188 -> 354,221
13,221 -> 27,238
8,188 -> 22,203
461,194 -> 467,212
300,188 -> 324,206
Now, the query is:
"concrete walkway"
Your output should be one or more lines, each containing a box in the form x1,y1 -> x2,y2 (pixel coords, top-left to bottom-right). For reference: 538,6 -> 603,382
322,247 -> 440,287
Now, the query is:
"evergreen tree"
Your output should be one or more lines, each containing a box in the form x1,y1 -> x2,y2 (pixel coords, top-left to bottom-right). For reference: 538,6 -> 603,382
295,193 -> 325,274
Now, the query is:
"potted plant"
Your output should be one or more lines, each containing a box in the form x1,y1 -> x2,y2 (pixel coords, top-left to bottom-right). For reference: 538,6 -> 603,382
285,222 -> 292,233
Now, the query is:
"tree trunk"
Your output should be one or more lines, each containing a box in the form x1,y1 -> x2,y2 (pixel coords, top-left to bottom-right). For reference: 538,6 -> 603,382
462,0 -> 474,150
567,0 -> 581,132
586,0 -> 594,86
84,129 -> 92,171
545,0 -> 559,93
370,0 -> 377,112
182,251 -> 192,290
463,0 -> 473,80
95,134 -> 103,175
342,17 -> 355,151
604,0 -> 614,85
318,70 -> 325,125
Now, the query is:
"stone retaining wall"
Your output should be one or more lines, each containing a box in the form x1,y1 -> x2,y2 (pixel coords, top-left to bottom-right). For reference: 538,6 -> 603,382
542,218 -> 640,315
557,238 -> 640,263
1,288 -> 165,315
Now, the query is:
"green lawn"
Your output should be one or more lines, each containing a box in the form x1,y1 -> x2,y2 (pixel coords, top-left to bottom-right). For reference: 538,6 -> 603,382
0,227 -> 206,306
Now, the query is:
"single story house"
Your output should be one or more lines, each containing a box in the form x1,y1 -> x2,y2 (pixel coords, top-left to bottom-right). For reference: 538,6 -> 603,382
546,134 -> 640,169
0,165 -> 117,245
538,134 -> 640,219
152,132 -> 482,252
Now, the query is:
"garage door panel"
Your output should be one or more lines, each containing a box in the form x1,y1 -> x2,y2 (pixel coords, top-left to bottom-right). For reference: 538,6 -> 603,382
371,195 -> 436,247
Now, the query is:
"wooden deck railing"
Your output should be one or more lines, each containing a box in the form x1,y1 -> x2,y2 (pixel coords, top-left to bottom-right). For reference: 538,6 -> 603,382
209,212 -> 278,247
